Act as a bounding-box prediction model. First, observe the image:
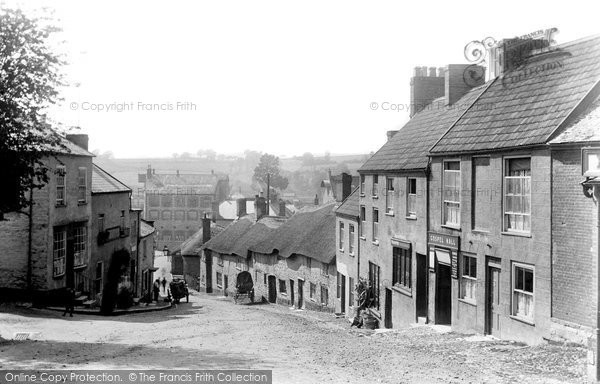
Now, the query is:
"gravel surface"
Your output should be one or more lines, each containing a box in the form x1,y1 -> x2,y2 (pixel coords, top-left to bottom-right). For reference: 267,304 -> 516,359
0,292 -> 588,384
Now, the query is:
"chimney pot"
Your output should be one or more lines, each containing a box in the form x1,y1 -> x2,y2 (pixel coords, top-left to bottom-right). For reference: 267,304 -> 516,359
413,66 -> 421,76
65,134 -> 89,151
410,65 -> 445,118
437,67 -> 445,78
429,67 -> 437,77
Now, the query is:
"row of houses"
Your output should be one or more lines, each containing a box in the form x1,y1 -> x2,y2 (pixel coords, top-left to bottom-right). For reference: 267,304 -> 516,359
0,134 -> 157,311
194,34 -> 600,358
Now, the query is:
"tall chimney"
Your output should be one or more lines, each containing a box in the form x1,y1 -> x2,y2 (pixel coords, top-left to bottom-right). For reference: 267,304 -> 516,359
279,200 -> 286,217
147,165 -> 152,178
254,194 -> 267,220
236,198 -> 247,217
445,64 -> 485,106
211,201 -> 219,222
66,134 -> 89,151
314,194 -> 319,206
410,66 -> 444,118
202,214 -> 212,244
341,173 -> 352,202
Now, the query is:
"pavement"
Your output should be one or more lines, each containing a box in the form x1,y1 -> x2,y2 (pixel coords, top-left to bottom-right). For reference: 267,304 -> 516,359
0,291 -> 589,384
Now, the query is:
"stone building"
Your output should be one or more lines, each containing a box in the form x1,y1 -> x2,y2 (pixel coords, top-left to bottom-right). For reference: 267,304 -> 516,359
0,134 -> 93,299
138,166 -> 230,252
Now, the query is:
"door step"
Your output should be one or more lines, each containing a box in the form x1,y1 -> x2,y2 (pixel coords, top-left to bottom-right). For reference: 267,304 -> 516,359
417,316 -> 427,324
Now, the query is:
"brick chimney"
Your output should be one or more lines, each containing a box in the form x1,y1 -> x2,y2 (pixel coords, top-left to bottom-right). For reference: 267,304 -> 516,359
410,66 -> 445,118
211,201 -> 219,222
66,134 -> 89,150
202,214 -> 212,244
237,198 -> 247,217
444,64 -> 485,106
341,173 -> 352,201
254,194 -> 267,220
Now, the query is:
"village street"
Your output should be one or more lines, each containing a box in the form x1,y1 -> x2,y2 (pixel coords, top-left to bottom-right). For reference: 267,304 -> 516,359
0,292 -> 588,384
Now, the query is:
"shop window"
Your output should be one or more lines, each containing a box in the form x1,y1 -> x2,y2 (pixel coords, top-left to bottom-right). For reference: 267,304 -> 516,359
392,247 -> 411,290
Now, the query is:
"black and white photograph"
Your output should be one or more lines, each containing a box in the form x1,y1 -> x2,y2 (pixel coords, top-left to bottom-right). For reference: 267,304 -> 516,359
1,1 -> 600,383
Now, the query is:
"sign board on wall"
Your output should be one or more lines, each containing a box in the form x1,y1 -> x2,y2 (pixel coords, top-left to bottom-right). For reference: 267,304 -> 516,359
428,232 -> 459,250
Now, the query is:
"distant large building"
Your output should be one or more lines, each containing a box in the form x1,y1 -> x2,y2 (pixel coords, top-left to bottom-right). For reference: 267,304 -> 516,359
138,166 -> 230,252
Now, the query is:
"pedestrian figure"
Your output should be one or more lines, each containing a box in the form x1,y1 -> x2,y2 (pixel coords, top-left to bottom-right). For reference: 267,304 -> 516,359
153,279 -> 160,302
63,287 -> 75,317
161,277 -> 167,293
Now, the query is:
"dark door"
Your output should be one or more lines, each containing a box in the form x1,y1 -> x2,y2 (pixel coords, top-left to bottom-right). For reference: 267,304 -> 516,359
416,253 -> 428,317
268,275 -> 277,303
297,279 -> 304,308
205,250 -> 213,293
486,265 -> 501,336
341,274 -> 346,313
435,263 -> 452,324
384,288 -> 393,328
289,280 -> 295,307
224,275 -> 228,296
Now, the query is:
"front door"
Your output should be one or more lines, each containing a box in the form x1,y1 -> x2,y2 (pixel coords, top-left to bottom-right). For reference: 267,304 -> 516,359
205,250 -> 213,293
486,263 -> 501,336
341,275 -> 346,313
268,275 -> 277,303
289,279 -> 295,307
297,279 -> 304,308
435,263 -> 452,324
384,288 -> 393,328
223,275 -> 228,296
416,253 -> 428,317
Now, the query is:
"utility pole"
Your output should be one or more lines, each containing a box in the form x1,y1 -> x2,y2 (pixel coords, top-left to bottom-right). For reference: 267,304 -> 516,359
266,173 -> 270,216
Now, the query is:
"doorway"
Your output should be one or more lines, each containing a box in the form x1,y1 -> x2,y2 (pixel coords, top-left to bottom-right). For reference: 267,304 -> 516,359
416,253 -> 428,317
435,263 -> 452,324
205,250 -> 212,293
341,274 -> 346,313
486,260 -> 501,336
289,279 -> 295,307
384,288 -> 393,328
223,275 -> 228,296
297,279 -> 304,308
268,275 -> 277,303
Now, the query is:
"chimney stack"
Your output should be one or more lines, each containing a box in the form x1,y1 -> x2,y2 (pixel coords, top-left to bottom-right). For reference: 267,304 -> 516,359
444,64 -> 485,106
279,200 -> 286,217
341,173 -> 352,202
66,134 -> 89,151
147,165 -> 152,178
202,214 -> 212,244
410,66 -> 445,118
314,194 -> 319,206
236,198 -> 247,217
386,130 -> 399,140
254,194 -> 267,220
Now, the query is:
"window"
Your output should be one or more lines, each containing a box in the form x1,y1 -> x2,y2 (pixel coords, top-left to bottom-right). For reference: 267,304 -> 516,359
73,224 -> 87,267
218,255 -> 224,266
263,273 -> 267,285
77,167 -> 87,203
187,195 -> 199,208
321,286 -> 328,305
339,221 -> 345,251
120,210 -> 125,229
349,225 -> 355,254
162,210 -> 172,220
148,194 -> 160,207
321,262 -> 329,276
392,247 -> 411,290
162,230 -> 172,241
148,210 -> 159,220
460,255 -> 477,302
336,273 -> 342,299
372,208 -> 379,242
53,227 -> 66,277
216,272 -> 223,288
372,175 -> 379,197
512,263 -> 534,320
310,282 -> 316,300
368,262 -> 380,310
359,206 -> 366,237
174,231 -> 186,241
279,279 -> 287,294
200,196 -> 212,209
407,178 -> 417,218
386,177 -> 394,213
56,166 -> 66,206
443,161 -> 461,227
174,195 -> 186,207
187,211 -> 199,221
360,175 -> 365,195
161,195 -> 173,207
306,257 -> 311,271
98,214 -> 105,232
504,158 -> 531,233
175,210 -> 185,221
348,277 -> 355,307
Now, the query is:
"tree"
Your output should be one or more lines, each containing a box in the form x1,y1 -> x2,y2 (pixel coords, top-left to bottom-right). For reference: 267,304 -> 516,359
301,152 -> 315,167
0,7 -> 66,220
253,153 -> 288,190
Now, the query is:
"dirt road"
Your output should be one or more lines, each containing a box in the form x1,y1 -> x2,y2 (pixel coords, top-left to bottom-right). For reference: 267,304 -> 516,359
0,292 -> 588,383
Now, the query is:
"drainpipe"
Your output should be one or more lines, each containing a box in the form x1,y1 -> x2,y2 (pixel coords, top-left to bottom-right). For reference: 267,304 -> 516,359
27,186 -> 34,295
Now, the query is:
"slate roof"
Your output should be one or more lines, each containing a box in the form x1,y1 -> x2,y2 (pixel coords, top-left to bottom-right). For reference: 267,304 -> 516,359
335,187 -> 360,219
431,35 -> 600,154
250,203 -> 337,264
550,97 -> 600,144
92,164 -> 131,194
174,223 -> 225,255
359,85 -> 487,172
139,220 -> 156,238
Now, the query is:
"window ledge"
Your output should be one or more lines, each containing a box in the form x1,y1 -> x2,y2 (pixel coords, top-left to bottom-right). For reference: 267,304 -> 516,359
392,285 -> 412,297
53,273 -> 65,279
441,224 -> 461,231
372,240 -> 379,246
348,253 -> 355,257
371,195 -> 378,199
360,193 -> 365,197
280,293 -> 287,296
385,211 -> 394,217
501,231 -> 532,238
458,298 -> 476,306
339,249 -> 344,253
405,215 -> 417,221
78,201 -> 87,206
471,229 -> 490,235
359,236 -> 367,241
73,264 -> 87,270
509,315 -> 535,326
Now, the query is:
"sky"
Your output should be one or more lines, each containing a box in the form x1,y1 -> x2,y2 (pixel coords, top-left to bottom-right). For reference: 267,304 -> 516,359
3,0 -> 600,158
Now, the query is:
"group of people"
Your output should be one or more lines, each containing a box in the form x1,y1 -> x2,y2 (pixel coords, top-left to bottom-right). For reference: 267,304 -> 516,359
152,277 -> 167,302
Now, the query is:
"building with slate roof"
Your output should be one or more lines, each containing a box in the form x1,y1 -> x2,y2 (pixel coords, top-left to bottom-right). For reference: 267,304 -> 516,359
424,34 -> 600,345
138,165 -> 230,252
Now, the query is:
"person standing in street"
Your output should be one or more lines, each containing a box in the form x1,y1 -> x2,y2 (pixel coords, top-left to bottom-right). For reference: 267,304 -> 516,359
153,279 -> 160,302
161,277 -> 167,294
